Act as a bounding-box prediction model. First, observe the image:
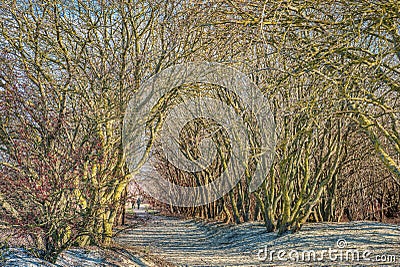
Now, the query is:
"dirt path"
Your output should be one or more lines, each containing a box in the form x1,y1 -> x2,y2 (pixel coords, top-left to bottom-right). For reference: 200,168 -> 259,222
115,206 -> 400,266
2,205 -> 400,266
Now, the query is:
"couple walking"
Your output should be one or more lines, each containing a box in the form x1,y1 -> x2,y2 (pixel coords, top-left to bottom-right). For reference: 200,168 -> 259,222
132,197 -> 141,210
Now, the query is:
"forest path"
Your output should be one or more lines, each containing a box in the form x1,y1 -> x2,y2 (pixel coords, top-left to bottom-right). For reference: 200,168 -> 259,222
115,205 -> 400,266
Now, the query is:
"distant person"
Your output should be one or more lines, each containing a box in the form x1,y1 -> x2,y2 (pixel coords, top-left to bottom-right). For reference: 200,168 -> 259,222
132,199 -> 135,209
137,197 -> 141,210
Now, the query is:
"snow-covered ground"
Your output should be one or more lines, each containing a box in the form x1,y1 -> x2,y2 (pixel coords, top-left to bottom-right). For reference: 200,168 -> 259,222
1,245 -> 166,267
2,206 -> 400,266
115,215 -> 400,266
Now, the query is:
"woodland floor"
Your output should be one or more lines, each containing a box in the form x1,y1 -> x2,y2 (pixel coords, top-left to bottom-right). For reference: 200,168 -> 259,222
1,204 -> 400,266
